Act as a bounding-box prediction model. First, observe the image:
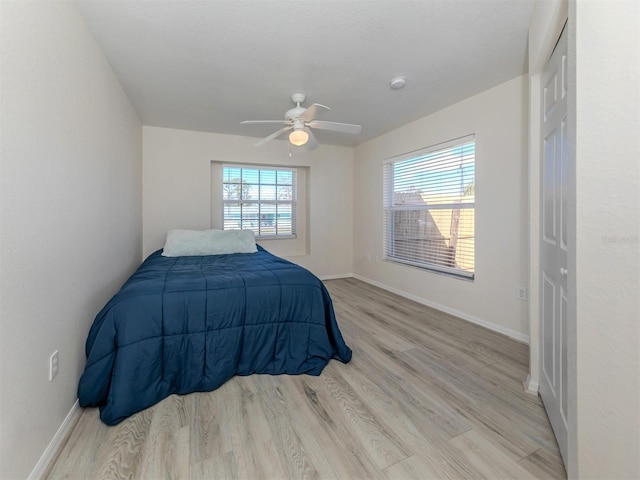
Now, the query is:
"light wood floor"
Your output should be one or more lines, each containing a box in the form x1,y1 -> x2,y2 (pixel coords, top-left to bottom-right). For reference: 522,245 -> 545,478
47,278 -> 566,480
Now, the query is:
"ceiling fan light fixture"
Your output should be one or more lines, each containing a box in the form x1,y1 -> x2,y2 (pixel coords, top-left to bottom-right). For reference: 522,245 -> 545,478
289,128 -> 309,146
242,94 -> 361,149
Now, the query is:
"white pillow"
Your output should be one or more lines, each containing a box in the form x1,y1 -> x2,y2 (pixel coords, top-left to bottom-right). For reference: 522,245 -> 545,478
161,229 -> 257,257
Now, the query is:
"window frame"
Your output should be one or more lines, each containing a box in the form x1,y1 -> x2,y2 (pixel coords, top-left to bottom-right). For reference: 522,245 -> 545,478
222,164 -> 297,240
383,134 -> 476,280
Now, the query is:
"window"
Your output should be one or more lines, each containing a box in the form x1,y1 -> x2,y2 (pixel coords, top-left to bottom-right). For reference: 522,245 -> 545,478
383,135 -> 475,279
222,165 -> 296,239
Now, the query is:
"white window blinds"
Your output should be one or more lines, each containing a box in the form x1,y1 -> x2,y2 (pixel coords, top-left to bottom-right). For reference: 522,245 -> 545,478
383,135 -> 475,279
222,165 -> 296,239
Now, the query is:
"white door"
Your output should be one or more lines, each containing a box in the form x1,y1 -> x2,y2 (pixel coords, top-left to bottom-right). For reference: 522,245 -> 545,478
540,26 -> 569,464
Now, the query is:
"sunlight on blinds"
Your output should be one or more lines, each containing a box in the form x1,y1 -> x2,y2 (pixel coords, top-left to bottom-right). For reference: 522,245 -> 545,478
222,166 -> 297,239
383,135 -> 475,279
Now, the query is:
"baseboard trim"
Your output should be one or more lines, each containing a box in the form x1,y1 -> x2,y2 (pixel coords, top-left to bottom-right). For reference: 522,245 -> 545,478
522,374 -> 540,395
28,399 -> 82,480
352,274 -> 530,344
319,273 -> 354,281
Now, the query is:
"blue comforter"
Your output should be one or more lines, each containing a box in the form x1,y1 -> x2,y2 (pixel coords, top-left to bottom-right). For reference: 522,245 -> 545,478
78,246 -> 352,425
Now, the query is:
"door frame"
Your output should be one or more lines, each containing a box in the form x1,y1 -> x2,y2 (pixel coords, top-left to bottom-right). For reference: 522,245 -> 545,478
539,25 -> 569,464
525,2 -> 568,396
525,0 -> 570,468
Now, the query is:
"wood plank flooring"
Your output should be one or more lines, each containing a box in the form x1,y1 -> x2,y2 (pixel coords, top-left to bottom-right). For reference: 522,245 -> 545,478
46,278 -> 566,480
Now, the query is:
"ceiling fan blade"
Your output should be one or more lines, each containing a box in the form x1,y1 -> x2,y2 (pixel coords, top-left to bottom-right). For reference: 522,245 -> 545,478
298,103 -> 330,123
303,128 -> 318,150
255,126 -> 292,146
308,120 -> 362,135
241,120 -> 289,125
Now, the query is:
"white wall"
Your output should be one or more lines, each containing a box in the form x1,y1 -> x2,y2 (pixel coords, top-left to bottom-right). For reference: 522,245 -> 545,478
568,0 -> 640,478
143,126 -> 353,278
353,75 -> 529,340
0,2 -> 142,479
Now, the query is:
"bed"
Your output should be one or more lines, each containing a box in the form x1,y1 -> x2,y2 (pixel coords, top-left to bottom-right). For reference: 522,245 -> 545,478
77,242 -> 352,425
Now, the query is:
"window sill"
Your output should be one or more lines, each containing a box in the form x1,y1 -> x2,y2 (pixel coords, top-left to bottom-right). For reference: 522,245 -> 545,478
384,256 -> 475,281
256,234 -> 297,241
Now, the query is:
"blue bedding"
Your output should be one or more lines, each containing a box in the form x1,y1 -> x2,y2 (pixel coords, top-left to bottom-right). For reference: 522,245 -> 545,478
77,246 -> 352,425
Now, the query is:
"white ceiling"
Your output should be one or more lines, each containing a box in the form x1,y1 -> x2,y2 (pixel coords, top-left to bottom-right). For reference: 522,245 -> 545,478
77,0 -> 535,147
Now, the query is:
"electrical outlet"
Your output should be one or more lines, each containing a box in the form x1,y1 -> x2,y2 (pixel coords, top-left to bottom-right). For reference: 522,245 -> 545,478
49,350 -> 59,381
517,287 -> 527,301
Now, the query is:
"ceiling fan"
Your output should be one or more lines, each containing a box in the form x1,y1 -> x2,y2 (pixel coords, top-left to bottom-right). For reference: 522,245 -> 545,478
241,93 -> 362,149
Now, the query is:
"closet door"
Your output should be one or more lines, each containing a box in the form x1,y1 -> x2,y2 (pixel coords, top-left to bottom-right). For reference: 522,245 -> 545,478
540,27 -> 569,464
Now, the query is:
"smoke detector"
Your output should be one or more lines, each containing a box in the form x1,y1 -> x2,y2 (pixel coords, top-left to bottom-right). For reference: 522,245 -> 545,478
390,76 -> 407,90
